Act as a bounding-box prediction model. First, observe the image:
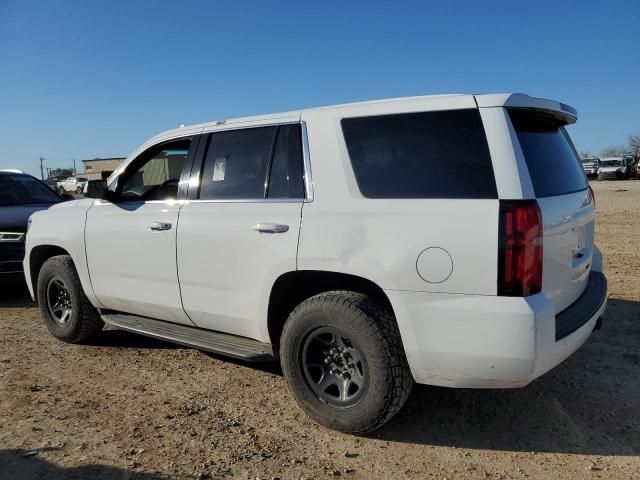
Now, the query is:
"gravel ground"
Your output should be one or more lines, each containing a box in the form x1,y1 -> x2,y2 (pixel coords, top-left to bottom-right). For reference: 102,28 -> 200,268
1,180 -> 639,480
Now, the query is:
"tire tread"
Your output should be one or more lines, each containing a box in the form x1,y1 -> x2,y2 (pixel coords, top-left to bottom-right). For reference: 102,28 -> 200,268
282,290 -> 413,434
38,255 -> 102,343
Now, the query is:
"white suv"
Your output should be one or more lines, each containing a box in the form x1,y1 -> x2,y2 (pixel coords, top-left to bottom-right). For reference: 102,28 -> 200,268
23,93 -> 607,433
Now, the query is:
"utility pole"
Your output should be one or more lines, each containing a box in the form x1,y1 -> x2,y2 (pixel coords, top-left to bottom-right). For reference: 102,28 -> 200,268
39,157 -> 45,180
73,159 -> 77,175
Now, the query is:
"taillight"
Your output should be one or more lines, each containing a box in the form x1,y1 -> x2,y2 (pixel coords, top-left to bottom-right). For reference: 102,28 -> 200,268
588,185 -> 595,207
498,200 -> 543,296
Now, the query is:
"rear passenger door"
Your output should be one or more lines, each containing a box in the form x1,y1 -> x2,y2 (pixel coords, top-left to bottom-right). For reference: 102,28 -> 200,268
177,122 -> 307,341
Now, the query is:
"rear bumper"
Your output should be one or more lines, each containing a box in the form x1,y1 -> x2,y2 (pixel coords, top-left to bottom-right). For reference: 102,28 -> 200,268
387,271 -> 607,388
598,171 -> 623,179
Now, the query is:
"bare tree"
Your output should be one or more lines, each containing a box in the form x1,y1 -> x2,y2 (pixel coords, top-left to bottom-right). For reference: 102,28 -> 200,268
579,151 -> 593,158
600,145 -> 626,157
628,134 -> 640,158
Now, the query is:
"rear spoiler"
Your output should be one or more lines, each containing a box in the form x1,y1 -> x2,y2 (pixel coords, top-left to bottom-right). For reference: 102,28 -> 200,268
475,93 -> 577,124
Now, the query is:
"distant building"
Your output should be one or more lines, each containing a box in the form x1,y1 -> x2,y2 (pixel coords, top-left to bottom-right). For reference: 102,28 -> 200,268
81,157 -> 125,180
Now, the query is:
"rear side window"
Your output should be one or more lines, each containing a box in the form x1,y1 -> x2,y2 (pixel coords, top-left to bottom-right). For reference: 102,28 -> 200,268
341,109 -> 497,199
199,127 -> 277,200
267,124 -> 305,198
509,109 -> 587,198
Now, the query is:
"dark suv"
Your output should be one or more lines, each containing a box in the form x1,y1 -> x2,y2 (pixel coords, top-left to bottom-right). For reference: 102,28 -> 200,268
0,170 -> 68,276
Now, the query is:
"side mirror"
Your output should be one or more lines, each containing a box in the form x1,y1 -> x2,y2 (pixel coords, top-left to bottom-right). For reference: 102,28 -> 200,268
86,179 -> 108,199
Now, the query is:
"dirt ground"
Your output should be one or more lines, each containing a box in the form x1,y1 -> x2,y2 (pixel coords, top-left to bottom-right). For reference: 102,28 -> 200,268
1,180 -> 639,480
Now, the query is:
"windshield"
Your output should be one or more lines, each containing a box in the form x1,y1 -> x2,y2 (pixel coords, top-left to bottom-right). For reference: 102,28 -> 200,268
581,158 -> 597,164
601,159 -> 623,167
0,174 -> 62,206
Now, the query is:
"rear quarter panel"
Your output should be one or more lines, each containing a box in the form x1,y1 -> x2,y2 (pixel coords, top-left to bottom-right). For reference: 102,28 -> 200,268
298,106 -> 499,295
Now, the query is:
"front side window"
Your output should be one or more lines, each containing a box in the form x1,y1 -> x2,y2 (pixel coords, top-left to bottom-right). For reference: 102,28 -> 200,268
341,109 -> 497,199
119,138 -> 191,201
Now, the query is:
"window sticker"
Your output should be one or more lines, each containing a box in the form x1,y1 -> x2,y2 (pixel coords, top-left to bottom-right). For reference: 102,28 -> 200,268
212,157 -> 226,181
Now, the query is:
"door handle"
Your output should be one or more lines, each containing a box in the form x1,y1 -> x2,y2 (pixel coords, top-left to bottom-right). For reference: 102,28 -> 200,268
252,223 -> 289,234
147,222 -> 172,231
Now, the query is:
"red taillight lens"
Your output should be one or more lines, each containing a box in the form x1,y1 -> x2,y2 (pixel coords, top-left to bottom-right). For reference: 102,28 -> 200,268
498,200 -> 543,296
588,185 -> 595,207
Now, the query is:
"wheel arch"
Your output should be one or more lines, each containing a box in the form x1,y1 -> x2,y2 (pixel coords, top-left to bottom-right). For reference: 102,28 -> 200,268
267,270 -> 395,350
29,245 -> 72,302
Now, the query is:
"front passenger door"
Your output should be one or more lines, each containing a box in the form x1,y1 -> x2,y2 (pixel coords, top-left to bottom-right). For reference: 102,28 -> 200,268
85,135 -> 198,325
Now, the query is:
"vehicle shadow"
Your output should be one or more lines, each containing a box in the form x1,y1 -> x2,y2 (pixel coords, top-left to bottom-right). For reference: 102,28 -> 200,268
373,297 -> 640,456
88,329 -> 181,350
200,350 -> 283,375
0,449 -> 168,480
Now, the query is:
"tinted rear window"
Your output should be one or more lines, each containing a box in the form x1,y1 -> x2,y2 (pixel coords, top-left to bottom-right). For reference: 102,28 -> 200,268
341,109 -> 497,199
509,109 -> 587,198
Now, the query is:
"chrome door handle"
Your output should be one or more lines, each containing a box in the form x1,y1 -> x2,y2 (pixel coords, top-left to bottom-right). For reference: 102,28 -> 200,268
252,223 -> 289,233
147,222 -> 172,231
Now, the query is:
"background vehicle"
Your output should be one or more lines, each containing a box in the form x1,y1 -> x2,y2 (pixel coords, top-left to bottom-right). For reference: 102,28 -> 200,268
581,156 -> 600,179
598,156 -> 631,179
624,155 -> 638,177
59,176 -> 88,194
0,171 -> 69,277
23,93 -> 607,433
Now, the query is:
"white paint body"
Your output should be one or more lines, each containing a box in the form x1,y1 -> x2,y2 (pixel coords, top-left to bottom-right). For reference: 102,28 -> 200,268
24,93 -> 606,388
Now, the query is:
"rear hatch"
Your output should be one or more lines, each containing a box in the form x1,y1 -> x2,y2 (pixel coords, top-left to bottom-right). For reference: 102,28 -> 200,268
508,108 -> 594,313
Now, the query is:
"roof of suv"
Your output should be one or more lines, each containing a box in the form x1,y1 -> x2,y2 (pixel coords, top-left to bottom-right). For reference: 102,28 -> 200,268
110,93 -> 577,182
156,93 -> 576,139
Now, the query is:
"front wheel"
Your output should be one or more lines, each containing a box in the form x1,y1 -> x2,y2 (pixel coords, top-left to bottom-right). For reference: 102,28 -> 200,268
37,255 -> 103,343
280,291 -> 413,434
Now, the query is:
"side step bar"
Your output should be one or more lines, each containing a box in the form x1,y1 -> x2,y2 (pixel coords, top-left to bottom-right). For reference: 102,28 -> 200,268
101,313 -> 275,362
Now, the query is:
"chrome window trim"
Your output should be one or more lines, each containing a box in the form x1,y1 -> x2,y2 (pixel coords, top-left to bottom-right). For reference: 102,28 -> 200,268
182,198 -> 304,204
96,198 -> 302,205
301,121 -> 314,202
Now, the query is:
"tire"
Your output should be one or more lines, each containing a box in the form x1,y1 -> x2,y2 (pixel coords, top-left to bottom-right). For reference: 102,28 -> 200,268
37,255 -> 103,343
76,186 -> 82,194
280,291 -> 413,434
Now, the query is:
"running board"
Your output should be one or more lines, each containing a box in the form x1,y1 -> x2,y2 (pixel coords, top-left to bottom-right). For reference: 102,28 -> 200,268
101,313 -> 274,362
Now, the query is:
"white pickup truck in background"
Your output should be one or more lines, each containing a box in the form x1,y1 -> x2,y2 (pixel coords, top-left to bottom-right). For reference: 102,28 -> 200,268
57,177 -> 88,194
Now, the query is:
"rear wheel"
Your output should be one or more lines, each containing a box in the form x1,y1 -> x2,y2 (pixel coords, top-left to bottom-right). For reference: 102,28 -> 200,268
37,255 -> 103,343
76,186 -> 83,194
280,291 -> 413,434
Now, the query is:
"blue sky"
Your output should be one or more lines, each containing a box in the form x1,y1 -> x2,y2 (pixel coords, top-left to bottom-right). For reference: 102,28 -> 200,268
1,0 -> 638,177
